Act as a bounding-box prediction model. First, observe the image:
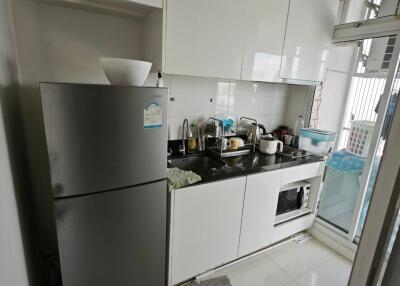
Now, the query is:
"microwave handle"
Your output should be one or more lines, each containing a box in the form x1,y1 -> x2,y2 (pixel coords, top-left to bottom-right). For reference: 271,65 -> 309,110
297,188 -> 304,209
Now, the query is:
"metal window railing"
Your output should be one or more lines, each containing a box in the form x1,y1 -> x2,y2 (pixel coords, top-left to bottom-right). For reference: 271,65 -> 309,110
337,36 -> 400,150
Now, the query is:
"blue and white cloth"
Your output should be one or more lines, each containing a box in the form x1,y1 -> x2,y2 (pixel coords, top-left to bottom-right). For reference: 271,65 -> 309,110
326,150 -> 366,173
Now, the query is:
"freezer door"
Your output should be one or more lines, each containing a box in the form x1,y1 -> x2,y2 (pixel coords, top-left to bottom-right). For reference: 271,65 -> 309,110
54,180 -> 167,286
40,83 -> 168,198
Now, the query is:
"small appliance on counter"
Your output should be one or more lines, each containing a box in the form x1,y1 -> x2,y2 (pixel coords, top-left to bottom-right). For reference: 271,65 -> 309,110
299,128 -> 337,156
236,117 -> 267,145
259,134 -> 283,155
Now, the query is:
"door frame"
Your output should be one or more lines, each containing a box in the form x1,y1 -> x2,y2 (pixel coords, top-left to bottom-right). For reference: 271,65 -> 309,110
319,15 -> 400,285
349,47 -> 400,285
317,31 -> 400,244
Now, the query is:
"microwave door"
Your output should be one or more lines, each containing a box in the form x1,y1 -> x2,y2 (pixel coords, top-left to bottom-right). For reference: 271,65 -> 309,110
297,187 -> 304,209
276,188 -> 299,216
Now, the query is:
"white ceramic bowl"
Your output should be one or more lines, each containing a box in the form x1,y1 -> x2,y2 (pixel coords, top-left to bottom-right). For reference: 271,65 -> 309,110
99,58 -> 152,86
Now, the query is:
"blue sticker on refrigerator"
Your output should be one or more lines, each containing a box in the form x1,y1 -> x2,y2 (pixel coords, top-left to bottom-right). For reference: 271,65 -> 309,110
144,102 -> 162,129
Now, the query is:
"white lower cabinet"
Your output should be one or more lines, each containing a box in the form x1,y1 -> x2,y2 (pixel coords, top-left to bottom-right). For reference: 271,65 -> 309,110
170,163 -> 324,285
170,177 -> 246,285
280,162 -> 324,186
238,170 -> 282,256
272,214 -> 314,244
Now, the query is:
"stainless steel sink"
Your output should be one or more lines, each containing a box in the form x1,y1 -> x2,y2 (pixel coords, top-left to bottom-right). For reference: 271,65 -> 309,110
168,154 -> 225,173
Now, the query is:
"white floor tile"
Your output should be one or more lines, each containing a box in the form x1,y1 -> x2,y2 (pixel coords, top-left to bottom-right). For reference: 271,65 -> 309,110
284,281 -> 300,286
211,255 -> 291,286
266,239 -> 337,278
204,238 -> 352,286
294,255 -> 352,286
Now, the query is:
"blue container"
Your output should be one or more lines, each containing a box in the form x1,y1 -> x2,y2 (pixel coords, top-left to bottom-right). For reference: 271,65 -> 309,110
300,128 -> 336,142
299,128 -> 337,155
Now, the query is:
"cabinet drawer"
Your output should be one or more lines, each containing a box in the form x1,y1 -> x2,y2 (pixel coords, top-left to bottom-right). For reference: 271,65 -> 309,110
271,214 -> 314,244
281,162 -> 323,185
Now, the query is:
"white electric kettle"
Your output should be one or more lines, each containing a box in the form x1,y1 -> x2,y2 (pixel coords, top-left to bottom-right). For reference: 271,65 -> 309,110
259,134 -> 283,155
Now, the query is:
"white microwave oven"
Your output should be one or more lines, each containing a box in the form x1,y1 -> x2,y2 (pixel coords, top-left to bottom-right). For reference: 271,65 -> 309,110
275,181 -> 311,225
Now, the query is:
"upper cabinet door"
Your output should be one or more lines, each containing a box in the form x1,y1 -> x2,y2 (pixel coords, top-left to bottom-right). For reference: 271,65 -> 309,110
165,0 -> 246,80
241,0 -> 290,82
280,0 -> 339,82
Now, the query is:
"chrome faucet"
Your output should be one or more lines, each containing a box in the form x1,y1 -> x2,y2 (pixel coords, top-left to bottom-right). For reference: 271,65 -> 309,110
180,118 -> 189,155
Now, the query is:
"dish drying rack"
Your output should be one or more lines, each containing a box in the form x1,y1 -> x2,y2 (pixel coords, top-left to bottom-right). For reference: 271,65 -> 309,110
204,117 -> 253,158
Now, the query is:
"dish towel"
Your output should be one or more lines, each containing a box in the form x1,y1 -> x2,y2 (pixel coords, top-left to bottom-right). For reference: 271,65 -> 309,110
167,167 -> 202,191
185,276 -> 232,286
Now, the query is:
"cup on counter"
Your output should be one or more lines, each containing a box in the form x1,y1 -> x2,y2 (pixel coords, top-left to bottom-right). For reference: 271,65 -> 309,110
228,137 -> 245,150
284,134 -> 293,146
217,138 -> 228,151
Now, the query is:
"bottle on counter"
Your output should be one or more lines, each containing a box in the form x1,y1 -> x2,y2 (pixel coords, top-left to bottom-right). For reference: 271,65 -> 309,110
293,115 -> 304,148
188,123 -> 197,153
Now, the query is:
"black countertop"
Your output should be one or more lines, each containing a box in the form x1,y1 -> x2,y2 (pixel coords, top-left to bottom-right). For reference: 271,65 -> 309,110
168,150 -> 323,186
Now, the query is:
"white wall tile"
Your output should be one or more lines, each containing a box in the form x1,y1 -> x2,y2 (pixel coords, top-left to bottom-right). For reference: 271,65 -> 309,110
166,75 -> 308,139
230,80 -> 288,97
170,75 -> 230,95
169,92 -> 215,117
272,97 -> 289,116
169,116 -> 209,141
228,95 -> 275,117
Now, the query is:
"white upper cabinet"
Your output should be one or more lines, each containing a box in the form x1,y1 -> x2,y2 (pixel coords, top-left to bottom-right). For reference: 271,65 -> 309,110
164,0 -> 246,80
241,0 -> 290,82
280,0 -> 339,82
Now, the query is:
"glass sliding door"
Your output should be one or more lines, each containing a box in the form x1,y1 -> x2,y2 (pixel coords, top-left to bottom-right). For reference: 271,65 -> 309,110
348,45 -> 400,286
317,35 -> 400,240
355,53 -> 400,239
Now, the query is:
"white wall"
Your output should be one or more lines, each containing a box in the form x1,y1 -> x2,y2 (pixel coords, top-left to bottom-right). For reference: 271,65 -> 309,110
284,85 -> 313,132
12,0 -> 143,85
146,74 -> 308,139
0,0 -> 30,285
312,44 -> 356,136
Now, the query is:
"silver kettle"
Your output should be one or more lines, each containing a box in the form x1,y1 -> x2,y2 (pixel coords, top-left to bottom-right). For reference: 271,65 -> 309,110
237,120 -> 267,144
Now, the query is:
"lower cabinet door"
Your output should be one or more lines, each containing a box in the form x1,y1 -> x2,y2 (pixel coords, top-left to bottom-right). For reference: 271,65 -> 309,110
238,170 -> 282,256
171,177 -> 246,285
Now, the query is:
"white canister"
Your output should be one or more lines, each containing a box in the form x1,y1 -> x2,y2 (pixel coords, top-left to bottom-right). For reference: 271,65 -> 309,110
259,134 -> 283,155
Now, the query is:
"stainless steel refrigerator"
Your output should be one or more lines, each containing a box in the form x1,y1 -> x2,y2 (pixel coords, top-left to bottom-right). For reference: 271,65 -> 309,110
40,83 -> 168,286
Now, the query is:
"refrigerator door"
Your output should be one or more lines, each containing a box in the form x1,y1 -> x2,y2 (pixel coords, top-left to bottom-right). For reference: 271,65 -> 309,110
40,83 -> 168,198
54,180 -> 167,286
